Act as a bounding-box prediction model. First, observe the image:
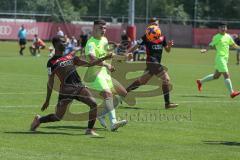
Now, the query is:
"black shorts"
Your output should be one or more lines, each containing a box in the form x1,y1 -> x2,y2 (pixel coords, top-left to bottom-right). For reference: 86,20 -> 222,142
19,39 -> 26,45
145,62 -> 164,75
58,84 -> 86,101
58,84 -> 97,107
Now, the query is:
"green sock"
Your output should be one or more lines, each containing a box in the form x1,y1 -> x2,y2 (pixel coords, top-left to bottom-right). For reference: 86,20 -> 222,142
224,78 -> 234,94
200,74 -> 214,84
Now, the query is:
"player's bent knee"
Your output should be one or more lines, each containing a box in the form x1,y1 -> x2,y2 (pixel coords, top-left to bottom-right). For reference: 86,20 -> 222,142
213,75 -> 220,79
139,79 -> 148,85
89,100 -> 97,109
53,114 -> 62,121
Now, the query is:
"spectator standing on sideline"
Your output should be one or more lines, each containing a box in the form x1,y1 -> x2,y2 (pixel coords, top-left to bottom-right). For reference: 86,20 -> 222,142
18,25 -> 27,56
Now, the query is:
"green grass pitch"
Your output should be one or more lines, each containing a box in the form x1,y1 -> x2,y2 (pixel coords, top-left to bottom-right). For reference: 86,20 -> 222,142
0,41 -> 240,160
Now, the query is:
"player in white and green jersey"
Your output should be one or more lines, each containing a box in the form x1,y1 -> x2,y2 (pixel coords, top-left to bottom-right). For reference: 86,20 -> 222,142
84,20 -> 127,131
197,23 -> 240,98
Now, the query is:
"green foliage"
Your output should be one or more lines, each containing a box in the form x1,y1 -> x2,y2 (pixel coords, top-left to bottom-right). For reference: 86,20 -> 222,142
0,0 -> 240,24
171,4 -> 190,24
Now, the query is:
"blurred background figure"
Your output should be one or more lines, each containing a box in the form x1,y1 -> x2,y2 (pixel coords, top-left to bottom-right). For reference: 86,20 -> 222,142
64,36 -> 78,55
117,29 -> 131,54
48,46 -> 55,57
78,30 -> 89,55
17,24 -> 27,56
234,33 -> 240,65
132,44 -> 146,61
29,34 -> 46,57
57,27 -> 64,36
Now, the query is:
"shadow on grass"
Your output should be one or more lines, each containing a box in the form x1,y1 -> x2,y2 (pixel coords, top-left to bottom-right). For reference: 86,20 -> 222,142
4,131 -> 106,138
4,131 -> 80,136
120,106 -> 143,110
180,95 -> 224,98
203,140 -> 240,146
42,125 -> 105,131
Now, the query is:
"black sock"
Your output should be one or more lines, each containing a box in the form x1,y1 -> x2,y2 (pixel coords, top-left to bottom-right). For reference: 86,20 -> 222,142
164,93 -> 170,104
88,108 -> 97,129
20,48 -> 23,55
162,84 -> 170,104
126,80 -> 141,92
39,114 -> 60,123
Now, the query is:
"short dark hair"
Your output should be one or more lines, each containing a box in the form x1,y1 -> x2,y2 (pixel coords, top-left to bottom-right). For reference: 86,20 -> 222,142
52,35 -> 65,48
149,17 -> 158,23
94,19 -> 106,25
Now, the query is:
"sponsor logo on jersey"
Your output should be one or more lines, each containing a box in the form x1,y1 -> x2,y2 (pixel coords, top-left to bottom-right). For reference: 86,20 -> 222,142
59,60 -> 73,67
152,44 -> 162,50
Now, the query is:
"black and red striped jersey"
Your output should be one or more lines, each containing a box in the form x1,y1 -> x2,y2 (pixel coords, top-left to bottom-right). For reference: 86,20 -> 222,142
137,35 -> 167,63
47,53 -> 82,85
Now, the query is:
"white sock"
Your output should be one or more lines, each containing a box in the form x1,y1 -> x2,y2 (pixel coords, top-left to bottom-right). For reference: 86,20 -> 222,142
98,96 -> 120,118
200,74 -> 214,84
224,78 -> 234,94
109,109 -> 117,125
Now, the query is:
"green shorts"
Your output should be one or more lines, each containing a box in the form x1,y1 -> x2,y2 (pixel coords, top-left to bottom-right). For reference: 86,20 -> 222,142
86,73 -> 114,92
214,56 -> 228,72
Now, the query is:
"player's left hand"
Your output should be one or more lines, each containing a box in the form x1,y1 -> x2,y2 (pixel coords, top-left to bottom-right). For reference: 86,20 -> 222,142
167,40 -> 174,47
41,101 -> 49,111
106,52 -> 114,59
106,64 -> 115,72
200,49 -> 207,53
126,53 -> 133,61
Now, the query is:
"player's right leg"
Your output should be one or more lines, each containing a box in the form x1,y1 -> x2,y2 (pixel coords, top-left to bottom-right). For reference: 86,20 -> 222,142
111,78 -> 136,106
196,70 -> 221,91
156,70 -> 178,109
126,71 -> 152,92
30,99 -> 72,131
99,91 -> 127,132
19,39 -> 26,55
75,87 -> 99,136
222,72 -> 240,98
237,51 -> 240,65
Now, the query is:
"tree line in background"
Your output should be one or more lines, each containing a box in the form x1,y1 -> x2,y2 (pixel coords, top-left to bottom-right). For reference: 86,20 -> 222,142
1,0 -> 240,28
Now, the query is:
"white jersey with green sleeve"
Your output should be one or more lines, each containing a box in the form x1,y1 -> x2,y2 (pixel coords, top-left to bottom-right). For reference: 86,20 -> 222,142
209,33 -> 235,58
84,36 -> 113,91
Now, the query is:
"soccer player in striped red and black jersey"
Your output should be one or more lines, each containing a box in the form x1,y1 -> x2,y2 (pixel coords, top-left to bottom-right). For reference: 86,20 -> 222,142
126,28 -> 178,109
30,35 -> 112,136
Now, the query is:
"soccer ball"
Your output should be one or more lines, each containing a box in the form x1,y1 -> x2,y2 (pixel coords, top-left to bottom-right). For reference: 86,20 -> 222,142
145,25 -> 161,41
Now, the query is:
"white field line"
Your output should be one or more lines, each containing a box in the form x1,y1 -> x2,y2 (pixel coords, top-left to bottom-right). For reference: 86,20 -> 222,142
0,92 -> 229,97
0,100 -> 239,108
0,92 -> 45,95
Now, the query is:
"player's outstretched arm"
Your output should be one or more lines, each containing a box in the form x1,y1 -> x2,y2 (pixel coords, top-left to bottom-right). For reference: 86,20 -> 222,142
231,43 -> 240,49
74,53 -> 113,67
200,44 -> 215,54
200,45 -> 213,53
41,74 -> 54,111
127,44 -> 139,54
164,40 -> 174,53
200,48 -> 208,53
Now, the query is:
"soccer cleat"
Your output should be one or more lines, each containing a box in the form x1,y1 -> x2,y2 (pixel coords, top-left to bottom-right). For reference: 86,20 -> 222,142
98,117 -> 107,128
85,129 -> 99,136
30,115 -> 41,131
230,91 -> 240,98
165,103 -> 178,109
110,120 -> 128,132
196,80 -> 202,92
